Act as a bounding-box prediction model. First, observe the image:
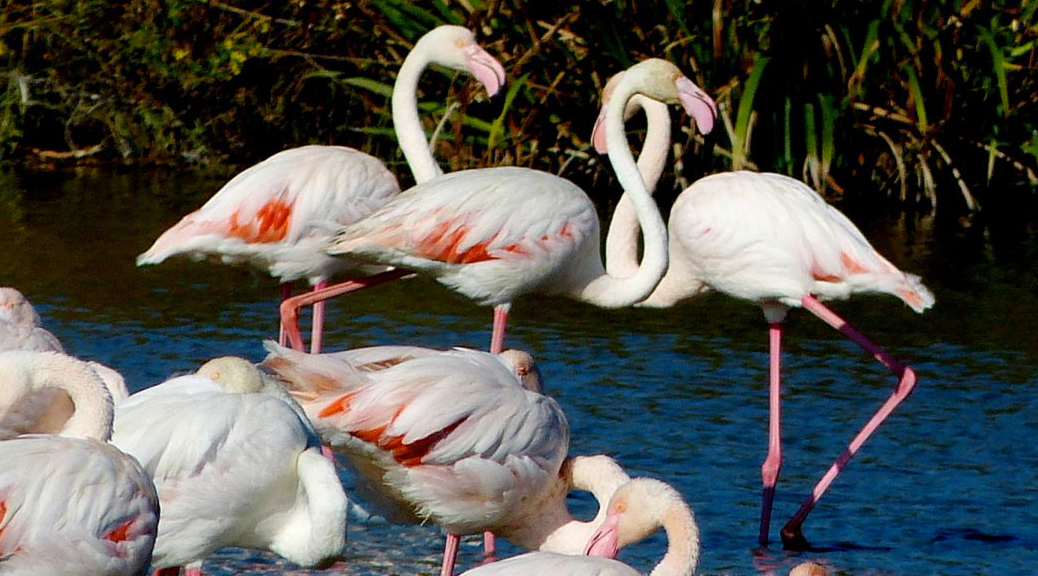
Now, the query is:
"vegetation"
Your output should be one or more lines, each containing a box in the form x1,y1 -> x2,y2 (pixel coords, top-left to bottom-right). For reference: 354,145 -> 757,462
1,0 -> 1035,214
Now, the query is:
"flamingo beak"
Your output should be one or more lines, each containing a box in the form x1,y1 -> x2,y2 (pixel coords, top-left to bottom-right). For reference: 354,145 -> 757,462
583,513 -> 621,558
463,44 -> 507,98
675,76 -> 717,136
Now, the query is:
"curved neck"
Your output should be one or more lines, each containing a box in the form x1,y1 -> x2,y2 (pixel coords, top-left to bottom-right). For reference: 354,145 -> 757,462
577,84 -> 669,307
507,457 -> 630,553
604,95 -> 671,278
0,351 -> 113,441
652,502 -> 701,576
393,44 -> 444,184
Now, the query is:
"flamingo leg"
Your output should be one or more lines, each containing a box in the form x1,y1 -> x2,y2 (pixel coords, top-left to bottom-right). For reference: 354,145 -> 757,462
780,295 -> 918,549
280,269 -> 413,351
278,283 -> 293,347
440,533 -> 461,576
310,280 -> 328,354
759,322 -> 783,546
489,303 -> 511,355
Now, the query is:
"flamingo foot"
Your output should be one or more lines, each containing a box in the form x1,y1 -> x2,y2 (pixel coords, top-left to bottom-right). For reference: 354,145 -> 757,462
758,484 -> 776,547
780,523 -> 810,551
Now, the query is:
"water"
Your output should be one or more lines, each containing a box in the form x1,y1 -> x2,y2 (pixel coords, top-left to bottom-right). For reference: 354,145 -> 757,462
1,168 -> 1036,575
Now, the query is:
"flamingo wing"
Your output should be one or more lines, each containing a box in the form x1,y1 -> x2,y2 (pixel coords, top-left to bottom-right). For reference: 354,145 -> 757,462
327,167 -> 598,301
111,377 -> 321,567
0,435 -> 159,576
136,146 -> 400,281
262,343 -> 569,532
672,171 -> 934,310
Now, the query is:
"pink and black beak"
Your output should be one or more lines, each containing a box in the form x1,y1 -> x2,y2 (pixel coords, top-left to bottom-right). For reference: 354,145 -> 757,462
463,44 -> 507,97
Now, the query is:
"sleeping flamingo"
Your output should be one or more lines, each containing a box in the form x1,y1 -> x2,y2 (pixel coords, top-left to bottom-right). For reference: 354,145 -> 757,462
457,478 -> 700,576
261,342 -> 633,576
0,287 -> 131,437
595,77 -> 934,548
0,350 -> 160,576
110,356 -> 348,575
136,25 -> 506,353
0,287 -> 65,353
278,58 -> 717,356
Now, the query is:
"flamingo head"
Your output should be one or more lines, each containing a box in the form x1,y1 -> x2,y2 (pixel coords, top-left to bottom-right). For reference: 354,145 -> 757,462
498,349 -> 542,393
197,356 -> 264,394
0,287 -> 40,326
592,58 -> 717,154
421,25 -> 506,97
584,478 -> 696,561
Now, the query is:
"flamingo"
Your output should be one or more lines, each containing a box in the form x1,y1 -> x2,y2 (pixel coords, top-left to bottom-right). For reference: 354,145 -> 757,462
110,356 -> 349,575
595,78 -> 935,548
457,478 -> 701,576
260,342 -> 633,576
135,25 -> 506,354
278,58 -> 717,356
0,350 -> 160,576
0,287 -> 131,437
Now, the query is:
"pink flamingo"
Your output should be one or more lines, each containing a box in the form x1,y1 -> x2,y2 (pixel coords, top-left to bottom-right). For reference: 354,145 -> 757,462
110,356 -> 348,576
261,342 -> 634,576
0,350 -> 160,576
279,58 -> 718,356
595,78 -> 934,548
457,478 -> 700,576
135,25 -> 506,354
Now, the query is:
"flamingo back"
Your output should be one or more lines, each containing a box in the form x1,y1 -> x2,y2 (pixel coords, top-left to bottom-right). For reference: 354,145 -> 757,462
261,343 -> 569,534
0,435 -> 159,576
111,375 -> 343,568
670,171 -> 935,311
327,166 -> 600,305
136,146 -> 400,283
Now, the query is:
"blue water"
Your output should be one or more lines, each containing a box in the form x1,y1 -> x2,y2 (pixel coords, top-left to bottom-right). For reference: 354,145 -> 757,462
2,169 -> 1036,575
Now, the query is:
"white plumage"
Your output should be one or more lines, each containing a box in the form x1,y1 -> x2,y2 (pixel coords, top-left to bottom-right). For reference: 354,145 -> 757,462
110,356 -> 348,572
0,350 -> 160,576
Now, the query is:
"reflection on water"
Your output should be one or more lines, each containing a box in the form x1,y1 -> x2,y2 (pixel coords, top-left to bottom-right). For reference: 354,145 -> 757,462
1,168 -> 1037,575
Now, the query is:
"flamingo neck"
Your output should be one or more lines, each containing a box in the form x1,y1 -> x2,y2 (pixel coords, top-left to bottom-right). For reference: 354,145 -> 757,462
266,448 -> 348,566
393,44 -> 444,185
0,351 -> 113,441
506,456 -> 630,553
577,82 -> 669,307
651,499 -> 701,576
604,95 -> 671,278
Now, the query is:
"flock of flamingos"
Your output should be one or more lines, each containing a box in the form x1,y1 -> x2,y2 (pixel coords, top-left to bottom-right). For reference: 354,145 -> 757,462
0,23 -> 934,576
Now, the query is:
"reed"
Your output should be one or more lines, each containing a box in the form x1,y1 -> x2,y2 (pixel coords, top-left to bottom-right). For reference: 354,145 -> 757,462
0,0 -> 1033,214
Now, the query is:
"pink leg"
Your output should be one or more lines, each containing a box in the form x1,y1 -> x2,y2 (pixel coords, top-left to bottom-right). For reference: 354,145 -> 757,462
759,322 -> 783,546
489,303 -> 511,355
278,283 -> 293,346
310,280 -> 328,354
780,295 -> 919,549
280,269 -> 412,352
483,531 -> 496,561
483,302 -> 511,558
440,533 -> 460,576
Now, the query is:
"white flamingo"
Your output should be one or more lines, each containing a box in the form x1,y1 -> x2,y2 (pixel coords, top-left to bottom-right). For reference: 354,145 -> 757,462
0,287 -> 65,353
135,25 -> 506,353
457,478 -> 700,576
595,75 -> 935,548
110,356 -> 348,575
0,287 -> 130,437
261,342 -> 634,576
0,350 -> 160,576
278,58 -> 717,357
